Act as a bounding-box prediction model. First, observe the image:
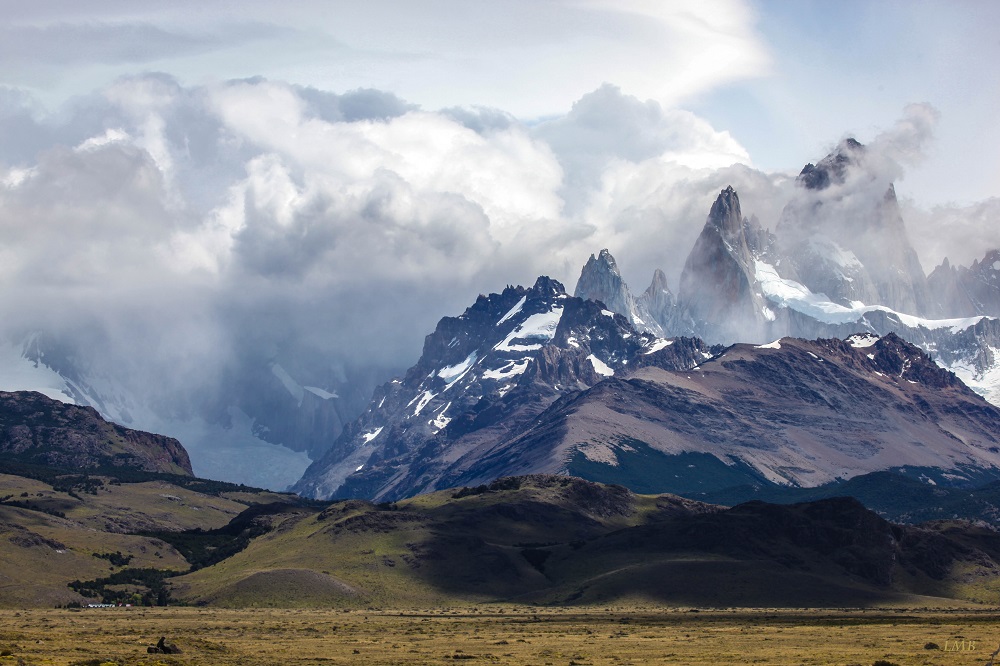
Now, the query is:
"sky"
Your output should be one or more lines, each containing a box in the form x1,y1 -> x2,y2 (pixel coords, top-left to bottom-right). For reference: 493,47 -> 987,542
0,0 -> 998,421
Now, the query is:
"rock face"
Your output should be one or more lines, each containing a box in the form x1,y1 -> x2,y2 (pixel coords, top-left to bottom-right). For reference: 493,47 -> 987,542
0,390 -> 193,475
230,358 -> 381,459
675,186 -> 772,343
292,277 -> 718,500
638,268 -> 676,331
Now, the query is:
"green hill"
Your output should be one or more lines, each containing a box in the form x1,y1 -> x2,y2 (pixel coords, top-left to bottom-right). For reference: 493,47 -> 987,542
0,462 -> 299,607
170,476 -> 1000,608
5,470 -> 1000,609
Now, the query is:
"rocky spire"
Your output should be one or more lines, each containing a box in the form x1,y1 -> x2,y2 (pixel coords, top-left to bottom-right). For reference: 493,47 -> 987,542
574,249 -> 633,315
798,137 -> 864,191
676,187 -> 771,343
708,185 -> 743,238
638,268 -> 676,331
574,249 -> 664,336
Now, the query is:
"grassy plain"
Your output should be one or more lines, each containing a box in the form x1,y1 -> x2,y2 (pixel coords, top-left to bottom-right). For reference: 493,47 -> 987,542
0,606 -> 998,666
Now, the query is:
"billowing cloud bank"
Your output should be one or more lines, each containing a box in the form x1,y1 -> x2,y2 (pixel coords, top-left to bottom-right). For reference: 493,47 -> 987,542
0,77 -> 773,369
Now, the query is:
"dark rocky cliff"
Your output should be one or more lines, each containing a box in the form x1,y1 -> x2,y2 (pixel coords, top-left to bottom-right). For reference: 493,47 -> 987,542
0,390 -> 193,475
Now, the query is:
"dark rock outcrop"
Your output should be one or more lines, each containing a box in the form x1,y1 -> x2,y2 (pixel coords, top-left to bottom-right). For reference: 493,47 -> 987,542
0,391 -> 192,475
148,637 -> 182,654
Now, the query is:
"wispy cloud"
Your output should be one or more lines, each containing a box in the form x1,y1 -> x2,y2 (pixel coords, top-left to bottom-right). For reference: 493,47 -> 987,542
0,21 -> 295,66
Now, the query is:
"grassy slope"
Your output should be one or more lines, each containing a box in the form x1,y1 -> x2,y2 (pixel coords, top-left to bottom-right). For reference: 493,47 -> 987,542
0,472 -> 294,607
170,476 -> 1000,609
0,503 -> 189,607
173,478 -> 657,607
7,472 -> 1000,610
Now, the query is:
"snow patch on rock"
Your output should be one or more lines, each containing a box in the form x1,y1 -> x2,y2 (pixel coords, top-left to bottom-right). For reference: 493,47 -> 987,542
587,354 -> 614,377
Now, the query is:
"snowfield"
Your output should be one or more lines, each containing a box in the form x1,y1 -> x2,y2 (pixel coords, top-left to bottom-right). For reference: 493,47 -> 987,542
945,347 -> 1000,406
437,352 -> 478,389
494,306 -> 564,352
755,260 -> 985,333
496,296 -> 526,326
483,358 -> 531,380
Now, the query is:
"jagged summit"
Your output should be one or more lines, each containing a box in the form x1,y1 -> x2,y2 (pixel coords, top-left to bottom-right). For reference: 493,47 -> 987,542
641,268 -> 676,328
531,275 -> 565,298
776,138 -> 933,317
574,249 -> 628,309
798,137 -> 864,190
596,247 -> 617,267
972,249 -> 1000,273
676,186 -> 770,343
573,248 -> 666,336
928,249 -> 1000,318
708,184 -> 743,236
644,268 -> 670,296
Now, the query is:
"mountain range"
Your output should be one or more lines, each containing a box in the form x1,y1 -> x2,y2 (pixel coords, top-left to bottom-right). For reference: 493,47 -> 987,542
292,139 -> 1000,501
2,138 -> 1000,499
2,371 -> 1000,609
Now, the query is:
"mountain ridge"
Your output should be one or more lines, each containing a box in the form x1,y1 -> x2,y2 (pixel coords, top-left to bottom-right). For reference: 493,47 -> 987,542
293,276 -> 720,500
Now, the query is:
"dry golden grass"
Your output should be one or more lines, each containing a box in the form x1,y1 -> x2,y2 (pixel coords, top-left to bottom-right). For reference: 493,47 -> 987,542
1,606 -> 999,665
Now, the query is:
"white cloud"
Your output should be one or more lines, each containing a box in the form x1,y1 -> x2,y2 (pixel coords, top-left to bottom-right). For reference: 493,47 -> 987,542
534,84 -> 752,217
1,76 -> 773,384
865,103 -> 941,184
208,79 -> 565,245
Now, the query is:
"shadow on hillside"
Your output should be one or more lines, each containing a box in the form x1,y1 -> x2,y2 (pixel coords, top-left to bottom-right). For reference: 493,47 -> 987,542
409,488 -> 1000,607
